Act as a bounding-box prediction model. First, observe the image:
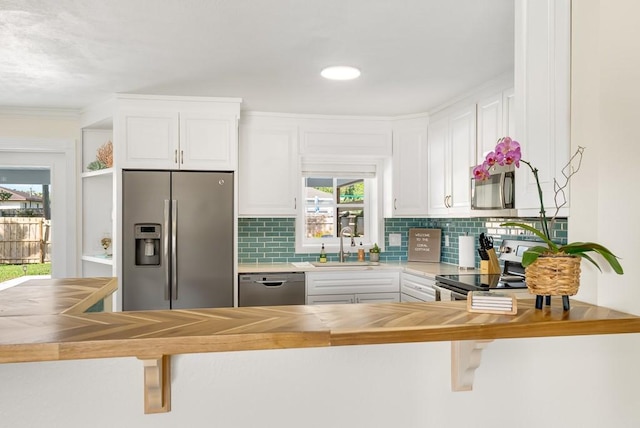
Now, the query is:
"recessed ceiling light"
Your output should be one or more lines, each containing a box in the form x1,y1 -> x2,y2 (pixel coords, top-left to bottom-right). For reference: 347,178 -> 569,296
321,66 -> 361,80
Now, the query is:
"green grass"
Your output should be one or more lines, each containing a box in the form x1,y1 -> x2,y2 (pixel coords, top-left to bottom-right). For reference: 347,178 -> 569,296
0,263 -> 51,282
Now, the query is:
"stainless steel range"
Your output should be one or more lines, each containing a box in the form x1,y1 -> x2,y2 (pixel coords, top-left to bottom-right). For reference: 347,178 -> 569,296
435,239 -> 539,300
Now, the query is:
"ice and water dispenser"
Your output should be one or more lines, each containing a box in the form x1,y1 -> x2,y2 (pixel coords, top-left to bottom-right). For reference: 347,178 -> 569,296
134,224 -> 161,266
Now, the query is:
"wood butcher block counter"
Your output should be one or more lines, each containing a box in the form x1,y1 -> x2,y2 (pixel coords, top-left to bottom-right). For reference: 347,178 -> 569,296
1,276 -> 640,413
0,277 -> 117,317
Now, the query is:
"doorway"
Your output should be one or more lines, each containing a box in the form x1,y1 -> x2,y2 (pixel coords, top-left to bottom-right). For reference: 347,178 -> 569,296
0,167 -> 52,284
0,139 -> 76,279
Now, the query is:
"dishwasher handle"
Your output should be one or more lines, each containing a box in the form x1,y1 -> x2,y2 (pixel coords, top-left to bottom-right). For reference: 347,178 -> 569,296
254,280 -> 288,287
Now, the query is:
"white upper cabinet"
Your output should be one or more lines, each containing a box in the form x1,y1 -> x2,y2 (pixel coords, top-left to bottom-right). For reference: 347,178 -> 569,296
427,115 -> 449,215
179,111 -> 238,170
449,106 -> 476,214
119,110 -> 179,169
514,0 -> 570,214
428,104 -> 476,216
116,95 -> 241,171
477,87 -> 515,164
238,116 -> 299,216
389,116 -> 428,217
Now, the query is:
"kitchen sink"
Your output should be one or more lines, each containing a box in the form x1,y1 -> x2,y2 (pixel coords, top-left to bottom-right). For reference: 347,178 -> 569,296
311,261 -> 380,268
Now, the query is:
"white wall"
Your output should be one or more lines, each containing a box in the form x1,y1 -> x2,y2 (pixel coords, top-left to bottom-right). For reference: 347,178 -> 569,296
571,0 -> 640,314
1,335 -> 640,428
0,110 -> 80,139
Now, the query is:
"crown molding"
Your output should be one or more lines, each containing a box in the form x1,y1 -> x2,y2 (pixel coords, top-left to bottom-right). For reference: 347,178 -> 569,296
0,106 -> 80,118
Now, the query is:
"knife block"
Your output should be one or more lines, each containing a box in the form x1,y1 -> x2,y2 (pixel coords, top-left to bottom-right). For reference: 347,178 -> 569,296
480,248 -> 501,274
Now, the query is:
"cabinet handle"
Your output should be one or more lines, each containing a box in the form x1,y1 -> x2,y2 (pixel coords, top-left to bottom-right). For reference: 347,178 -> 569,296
444,195 -> 448,208
394,198 -> 397,210
180,150 -> 184,164
174,149 -> 178,164
294,197 -> 297,210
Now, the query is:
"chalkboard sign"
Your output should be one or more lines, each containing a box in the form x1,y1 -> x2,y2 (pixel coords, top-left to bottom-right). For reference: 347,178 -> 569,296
408,228 -> 441,262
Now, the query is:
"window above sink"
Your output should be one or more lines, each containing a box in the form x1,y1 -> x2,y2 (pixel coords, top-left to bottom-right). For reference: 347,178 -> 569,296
295,158 -> 384,254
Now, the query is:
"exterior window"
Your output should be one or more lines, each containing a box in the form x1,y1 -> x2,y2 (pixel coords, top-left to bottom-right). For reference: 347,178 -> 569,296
304,177 -> 366,240
296,158 -> 383,254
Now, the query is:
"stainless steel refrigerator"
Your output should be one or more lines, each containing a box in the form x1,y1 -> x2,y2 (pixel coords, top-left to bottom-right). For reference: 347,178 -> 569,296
122,170 -> 234,311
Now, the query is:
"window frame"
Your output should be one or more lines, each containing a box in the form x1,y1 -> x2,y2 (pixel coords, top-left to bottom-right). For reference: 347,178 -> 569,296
295,157 -> 384,255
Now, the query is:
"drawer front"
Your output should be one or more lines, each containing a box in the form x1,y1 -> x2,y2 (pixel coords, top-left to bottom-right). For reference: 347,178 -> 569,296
401,273 -> 437,301
306,271 -> 400,296
355,292 -> 400,304
306,294 -> 355,305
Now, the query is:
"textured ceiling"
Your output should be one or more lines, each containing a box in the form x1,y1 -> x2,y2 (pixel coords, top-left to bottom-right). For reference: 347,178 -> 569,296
0,0 -> 514,116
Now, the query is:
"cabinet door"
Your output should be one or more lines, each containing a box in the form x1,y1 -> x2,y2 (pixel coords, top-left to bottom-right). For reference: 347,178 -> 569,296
307,294 -> 355,305
514,0 -> 570,213
503,88 -> 515,137
120,110 -> 179,169
306,271 -> 400,295
448,105 -> 476,214
391,120 -> 428,216
477,93 -> 503,164
179,112 -> 237,170
355,292 -> 400,304
427,116 -> 449,215
239,126 -> 298,216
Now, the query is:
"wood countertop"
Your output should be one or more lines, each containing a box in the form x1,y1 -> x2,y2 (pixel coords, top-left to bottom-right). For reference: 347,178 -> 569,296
0,277 -> 117,317
4,277 -> 640,412
1,277 -> 639,364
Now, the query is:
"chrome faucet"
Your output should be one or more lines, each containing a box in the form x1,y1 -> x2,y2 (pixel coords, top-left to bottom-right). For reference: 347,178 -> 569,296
339,226 -> 356,262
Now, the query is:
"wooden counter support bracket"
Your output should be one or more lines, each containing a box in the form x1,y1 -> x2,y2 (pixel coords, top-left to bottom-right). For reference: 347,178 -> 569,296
451,340 -> 493,391
138,355 -> 171,414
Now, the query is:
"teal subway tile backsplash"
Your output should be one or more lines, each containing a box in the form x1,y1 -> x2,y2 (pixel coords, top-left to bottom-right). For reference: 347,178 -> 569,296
238,217 -> 568,266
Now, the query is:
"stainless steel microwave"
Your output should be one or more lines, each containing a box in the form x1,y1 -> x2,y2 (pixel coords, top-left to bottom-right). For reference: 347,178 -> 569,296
470,164 -> 517,217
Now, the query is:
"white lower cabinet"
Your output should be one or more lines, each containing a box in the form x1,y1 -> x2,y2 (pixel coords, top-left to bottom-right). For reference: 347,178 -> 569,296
306,271 -> 400,305
307,293 -> 399,305
400,272 -> 437,302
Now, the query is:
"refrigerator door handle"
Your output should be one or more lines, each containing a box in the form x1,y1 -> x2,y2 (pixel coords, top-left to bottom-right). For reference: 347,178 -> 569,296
163,200 -> 171,301
171,199 -> 178,301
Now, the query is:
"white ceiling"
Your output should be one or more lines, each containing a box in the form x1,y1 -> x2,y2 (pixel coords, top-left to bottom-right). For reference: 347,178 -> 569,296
0,0 -> 514,116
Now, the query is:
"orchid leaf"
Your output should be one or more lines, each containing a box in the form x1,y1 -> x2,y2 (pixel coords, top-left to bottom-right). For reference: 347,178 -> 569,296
559,242 -> 624,274
500,222 -> 558,250
521,246 -> 548,267
575,252 -> 603,273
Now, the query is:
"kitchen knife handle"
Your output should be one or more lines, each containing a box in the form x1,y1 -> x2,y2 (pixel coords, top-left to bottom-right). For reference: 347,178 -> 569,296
163,200 -> 171,301
171,200 -> 178,300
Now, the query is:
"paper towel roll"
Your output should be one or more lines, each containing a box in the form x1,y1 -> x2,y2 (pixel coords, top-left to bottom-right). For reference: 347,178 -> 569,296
458,236 -> 476,269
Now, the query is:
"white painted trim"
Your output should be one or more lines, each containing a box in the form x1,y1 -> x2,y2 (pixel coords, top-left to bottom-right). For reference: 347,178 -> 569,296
242,110 -> 395,122
116,93 -> 243,104
0,107 -> 80,118
0,138 -> 74,153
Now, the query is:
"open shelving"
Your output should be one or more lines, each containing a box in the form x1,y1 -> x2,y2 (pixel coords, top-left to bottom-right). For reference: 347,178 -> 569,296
81,128 -> 115,277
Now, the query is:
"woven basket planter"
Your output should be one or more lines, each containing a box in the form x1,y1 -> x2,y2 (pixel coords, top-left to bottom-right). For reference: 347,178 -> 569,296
525,253 -> 581,296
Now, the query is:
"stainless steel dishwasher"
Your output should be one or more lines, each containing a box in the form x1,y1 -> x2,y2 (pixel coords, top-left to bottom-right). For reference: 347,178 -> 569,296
238,273 -> 306,307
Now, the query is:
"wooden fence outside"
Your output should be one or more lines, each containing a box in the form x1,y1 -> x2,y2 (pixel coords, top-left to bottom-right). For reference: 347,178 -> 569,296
0,218 -> 51,264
